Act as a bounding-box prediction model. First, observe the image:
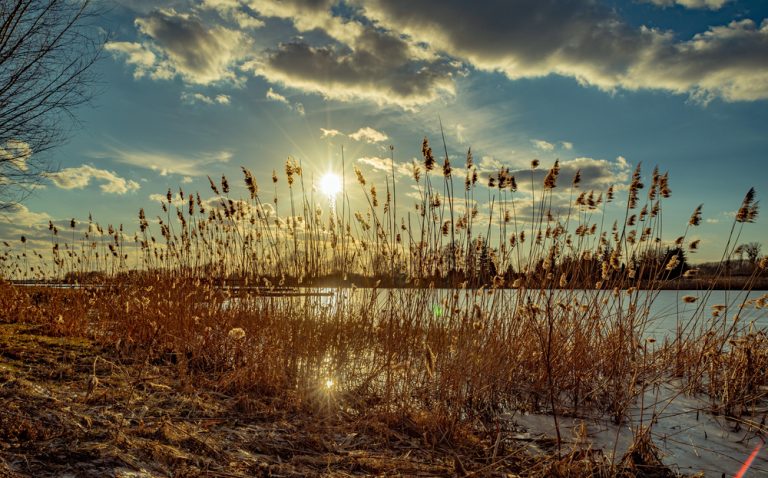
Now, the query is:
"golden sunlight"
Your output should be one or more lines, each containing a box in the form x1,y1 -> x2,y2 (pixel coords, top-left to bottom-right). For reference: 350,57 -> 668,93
319,172 -> 342,197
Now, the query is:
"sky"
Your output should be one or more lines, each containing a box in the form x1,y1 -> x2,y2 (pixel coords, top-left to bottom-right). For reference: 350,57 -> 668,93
2,0 -> 768,268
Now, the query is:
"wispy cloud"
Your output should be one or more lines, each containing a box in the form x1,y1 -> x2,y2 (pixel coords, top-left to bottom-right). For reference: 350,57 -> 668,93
319,126 -> 389,143
356,156 -> 411,176
102,148 -> 233,177
181,91 -> 231,105
202,0 -> 265,29
641,0 -> 730,10
265,87 -> 305,115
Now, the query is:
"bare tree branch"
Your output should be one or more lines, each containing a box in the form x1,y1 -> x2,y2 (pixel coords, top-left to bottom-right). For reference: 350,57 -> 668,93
0,0 -> 103,207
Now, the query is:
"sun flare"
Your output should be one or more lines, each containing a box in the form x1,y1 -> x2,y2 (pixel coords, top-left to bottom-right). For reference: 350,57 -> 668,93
319,172 -> 342,197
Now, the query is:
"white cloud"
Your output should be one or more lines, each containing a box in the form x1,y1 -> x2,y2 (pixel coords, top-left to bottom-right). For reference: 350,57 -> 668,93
478,155 -> 502,172
202,0 -> 265,29
320,128 -> 343,138
350,127 -> 388,143
148,193 -> 185,206
0,140 -> 32,172
104,41 -> 158,79
532,139 -> 555,151
357,156 -> 411,176
182,92 -> 214,104
561,141 -> 574,150
642,0 -> 730,10
266,87 -> 289,104
181,92 -> 232,105
265,87 -> 305,114
46,165 -> 140,194
0,203 -> 50,227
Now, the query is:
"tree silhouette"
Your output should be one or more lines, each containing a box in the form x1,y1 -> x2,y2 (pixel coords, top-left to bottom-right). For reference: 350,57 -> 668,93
0,0 -> 102,206
659,247 -> 688,280
743,242 -> 762,265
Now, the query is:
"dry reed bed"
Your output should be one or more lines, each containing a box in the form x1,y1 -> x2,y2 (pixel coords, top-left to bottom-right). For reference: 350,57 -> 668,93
1,139 -> 766,475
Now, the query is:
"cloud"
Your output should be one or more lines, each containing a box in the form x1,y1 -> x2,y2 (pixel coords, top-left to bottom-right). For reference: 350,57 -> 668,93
181,91 -> 231,105
561,141 -> 574,150
456,124 -> 466,143
625,19 -> 768,103
46,165 -> 141,194
357,156 -> 411,176
265,87 -> 305,115
0,140 -> 32,172
320,126 -> 388,142
320,128 -> 343,138
0,203 -> 50,227
104,148 -> 233,177
242,2 -> 459,109
108,8 -> 251,85
641,0 -> 730,9
266,87 -> 289,104
356,0 -> 768,103
532,139 -> 555,151
148,193 -> 185,206
474,156 -> 632,193
349,127 -> 388,143
112,0 -> 768,105
104,41 -> 158,79
202,0 -> 265,29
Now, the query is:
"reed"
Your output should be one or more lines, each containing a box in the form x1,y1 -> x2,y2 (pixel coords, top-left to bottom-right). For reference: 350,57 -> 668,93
1,135 -> 765,475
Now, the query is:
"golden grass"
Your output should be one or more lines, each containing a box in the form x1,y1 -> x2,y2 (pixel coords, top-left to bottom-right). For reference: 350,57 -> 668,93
0,137 -> 766,475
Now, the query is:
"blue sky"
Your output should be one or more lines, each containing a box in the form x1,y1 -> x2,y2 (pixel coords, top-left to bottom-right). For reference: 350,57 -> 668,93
3,0 -> 767,265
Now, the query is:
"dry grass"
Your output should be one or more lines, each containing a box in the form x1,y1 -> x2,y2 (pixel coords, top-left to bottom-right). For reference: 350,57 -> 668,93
1,138 -> 766,475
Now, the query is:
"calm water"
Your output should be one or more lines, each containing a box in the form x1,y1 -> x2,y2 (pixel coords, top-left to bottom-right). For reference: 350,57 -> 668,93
279,287 -> 768,341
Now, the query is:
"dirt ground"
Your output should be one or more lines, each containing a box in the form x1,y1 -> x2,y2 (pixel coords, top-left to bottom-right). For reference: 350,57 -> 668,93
0,322 -> 528,477
0,321 -> 684,477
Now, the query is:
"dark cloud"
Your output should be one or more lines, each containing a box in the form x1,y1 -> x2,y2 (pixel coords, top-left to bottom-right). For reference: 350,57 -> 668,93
108,8 -> 250,85
110,0 -> 768,103
252,37 -> 456,108
357,0 -> 768,102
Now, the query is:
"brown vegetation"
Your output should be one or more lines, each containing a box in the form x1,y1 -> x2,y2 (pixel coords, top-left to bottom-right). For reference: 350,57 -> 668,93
1,140 -> 766,475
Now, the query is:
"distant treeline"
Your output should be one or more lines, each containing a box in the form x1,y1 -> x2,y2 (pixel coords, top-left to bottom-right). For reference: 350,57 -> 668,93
21,247 -> 765,291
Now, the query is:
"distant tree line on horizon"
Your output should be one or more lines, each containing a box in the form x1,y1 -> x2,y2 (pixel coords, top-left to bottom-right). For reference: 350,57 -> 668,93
47,241 -> 766,290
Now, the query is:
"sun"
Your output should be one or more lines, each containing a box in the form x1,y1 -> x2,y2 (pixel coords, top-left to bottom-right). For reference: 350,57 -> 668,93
319,172 -> 342,197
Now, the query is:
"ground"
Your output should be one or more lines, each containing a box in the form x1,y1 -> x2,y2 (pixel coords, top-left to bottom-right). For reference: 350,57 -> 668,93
0,322 -> 546,477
